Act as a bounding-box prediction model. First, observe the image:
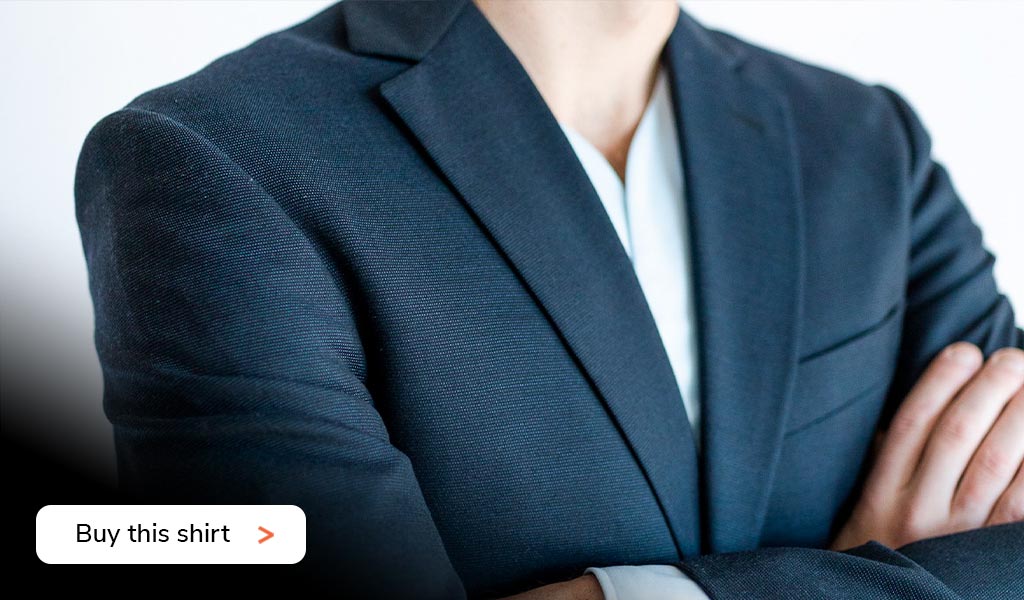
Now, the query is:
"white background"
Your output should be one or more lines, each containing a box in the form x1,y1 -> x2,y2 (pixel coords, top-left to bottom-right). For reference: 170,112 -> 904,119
1,1 -> 1021,483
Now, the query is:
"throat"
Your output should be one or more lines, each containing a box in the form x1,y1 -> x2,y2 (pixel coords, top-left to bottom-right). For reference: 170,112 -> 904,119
570,84 -> 655,181
474,0 -> 679,180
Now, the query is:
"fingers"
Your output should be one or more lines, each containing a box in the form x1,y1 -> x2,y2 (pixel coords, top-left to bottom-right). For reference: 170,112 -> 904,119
987,458 -> 1024,526
842,344 -> 1023,551
954,385 -> 1024,523
871,343 -> 982,491
915,348 -> 1024,501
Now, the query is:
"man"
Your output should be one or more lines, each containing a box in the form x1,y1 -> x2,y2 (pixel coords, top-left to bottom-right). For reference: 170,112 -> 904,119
75,1 -> 1023,598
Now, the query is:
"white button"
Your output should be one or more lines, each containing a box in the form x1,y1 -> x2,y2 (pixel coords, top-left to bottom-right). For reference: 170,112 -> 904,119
36,505 -> 306,564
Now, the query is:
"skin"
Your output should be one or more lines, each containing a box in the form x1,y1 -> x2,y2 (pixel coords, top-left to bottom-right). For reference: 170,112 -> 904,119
502,574 -> 603,600
475,3 -> 677,595
509,345 -> 1024,600
471,1 -> 1024,598
474,0 -> 678,179
832,344 -> 1024,550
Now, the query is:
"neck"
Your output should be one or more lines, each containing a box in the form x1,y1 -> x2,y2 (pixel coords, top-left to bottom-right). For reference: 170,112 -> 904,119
474,0 -> 678,178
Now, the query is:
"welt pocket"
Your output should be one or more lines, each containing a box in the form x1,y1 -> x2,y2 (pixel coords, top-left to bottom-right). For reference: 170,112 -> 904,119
788,303 -> 903,433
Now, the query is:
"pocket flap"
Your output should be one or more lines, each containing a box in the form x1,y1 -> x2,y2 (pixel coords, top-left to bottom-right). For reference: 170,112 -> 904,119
790,303 -> 903,431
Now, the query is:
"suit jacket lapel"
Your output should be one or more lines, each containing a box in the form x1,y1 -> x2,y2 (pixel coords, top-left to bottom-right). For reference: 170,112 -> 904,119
665,13 -> 804,552
374,1 -> 702,556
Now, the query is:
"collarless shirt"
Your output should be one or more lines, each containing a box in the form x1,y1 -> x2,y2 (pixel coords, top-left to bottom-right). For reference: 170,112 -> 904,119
559,70 -> 701,442
560,69 -> 710,600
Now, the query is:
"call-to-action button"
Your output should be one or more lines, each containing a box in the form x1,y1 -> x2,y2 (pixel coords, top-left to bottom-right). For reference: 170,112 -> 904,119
37,505 -> 306,564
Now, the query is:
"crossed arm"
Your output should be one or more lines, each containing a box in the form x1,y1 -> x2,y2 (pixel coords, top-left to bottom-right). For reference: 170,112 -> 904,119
514,343 -> 1024,600
513,88 -> 1024,600
833,344 -> 1023,550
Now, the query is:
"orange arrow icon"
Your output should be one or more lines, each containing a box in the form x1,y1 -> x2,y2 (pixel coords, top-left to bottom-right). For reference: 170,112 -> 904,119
258,526 -> 274,544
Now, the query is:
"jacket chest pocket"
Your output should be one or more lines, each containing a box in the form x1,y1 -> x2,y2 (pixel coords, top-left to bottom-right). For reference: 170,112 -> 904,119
762,304 -> 905,546
787,303 -> 904,435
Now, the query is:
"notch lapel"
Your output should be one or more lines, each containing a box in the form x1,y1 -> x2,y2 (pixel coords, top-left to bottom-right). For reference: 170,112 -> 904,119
665,15 -> 804,552
378,3 -> 701,556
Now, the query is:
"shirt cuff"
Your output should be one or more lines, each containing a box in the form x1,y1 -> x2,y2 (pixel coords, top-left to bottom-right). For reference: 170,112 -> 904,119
586,564 -> 710,600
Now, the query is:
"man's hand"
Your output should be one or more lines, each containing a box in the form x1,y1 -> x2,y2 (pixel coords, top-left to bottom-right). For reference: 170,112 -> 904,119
833,343 -> 1024,550
502,574 -> 603,600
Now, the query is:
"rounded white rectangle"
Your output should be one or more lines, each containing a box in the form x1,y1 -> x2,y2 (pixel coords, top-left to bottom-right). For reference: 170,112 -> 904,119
37,505 -> 306,564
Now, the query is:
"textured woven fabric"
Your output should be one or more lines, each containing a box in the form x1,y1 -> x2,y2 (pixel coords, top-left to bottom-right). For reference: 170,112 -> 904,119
75,1 -> 1023,598
681,524 -> 1024,599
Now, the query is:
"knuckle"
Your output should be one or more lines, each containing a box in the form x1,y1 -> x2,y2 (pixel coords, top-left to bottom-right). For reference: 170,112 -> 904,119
954,479 -> 992,514
935,413 -> 974,445
946,477 -> 995,513
901,506 -> 931,540
896,522 -> 925,546
888,412 -> 920,439
995,496 -> 1024,523
1010,502 -> 1024,523
975,447 -> 1015,480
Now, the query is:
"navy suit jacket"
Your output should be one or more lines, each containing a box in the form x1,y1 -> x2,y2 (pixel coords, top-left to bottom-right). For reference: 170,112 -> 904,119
75,1 -> 1023,598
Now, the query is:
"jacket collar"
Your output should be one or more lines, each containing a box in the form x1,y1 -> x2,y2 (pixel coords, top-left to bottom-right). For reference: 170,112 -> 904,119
664,10 -> 804,553
346,0 -> 802,556
342,0 -> 467,61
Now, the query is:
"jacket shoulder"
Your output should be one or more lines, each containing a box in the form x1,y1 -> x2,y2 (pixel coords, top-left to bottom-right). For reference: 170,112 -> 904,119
704,27 -> 918,182
707,28 -> 904,138
115,2 -> 396,142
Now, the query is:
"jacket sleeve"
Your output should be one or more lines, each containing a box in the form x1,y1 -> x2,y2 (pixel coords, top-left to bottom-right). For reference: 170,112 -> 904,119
680,522 -> 1023,599
75,108 -> 465,599
678,88 -> 1023,599
879,85 -> 1023,400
